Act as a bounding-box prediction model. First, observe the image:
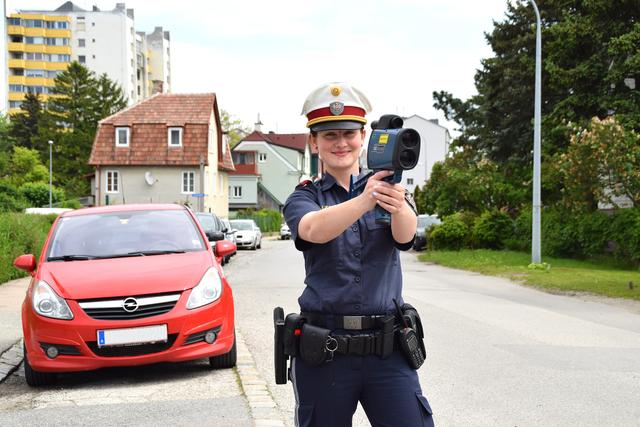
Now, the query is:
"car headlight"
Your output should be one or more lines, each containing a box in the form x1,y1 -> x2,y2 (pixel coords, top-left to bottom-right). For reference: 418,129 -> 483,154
32,280 -> 74,320
186,267 -> 223,309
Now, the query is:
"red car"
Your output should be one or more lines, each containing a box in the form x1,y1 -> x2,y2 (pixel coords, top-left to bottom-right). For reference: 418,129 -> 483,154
13,204 -> 237,387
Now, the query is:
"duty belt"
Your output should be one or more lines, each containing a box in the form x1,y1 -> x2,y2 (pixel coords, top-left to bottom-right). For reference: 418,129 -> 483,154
301,312 -> 392,331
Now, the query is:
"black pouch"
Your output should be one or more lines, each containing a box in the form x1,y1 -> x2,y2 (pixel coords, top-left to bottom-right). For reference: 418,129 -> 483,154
400,303 -> 426,368
299,323 -> 332,366
283,313 -> 305,357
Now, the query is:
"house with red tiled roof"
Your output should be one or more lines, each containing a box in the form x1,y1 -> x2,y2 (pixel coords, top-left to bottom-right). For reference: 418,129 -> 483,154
89,93 -> 235,216
229,127 -> 316,212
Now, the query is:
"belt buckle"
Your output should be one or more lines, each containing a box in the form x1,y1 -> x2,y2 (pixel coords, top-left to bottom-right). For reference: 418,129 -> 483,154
343,316 -> 362,330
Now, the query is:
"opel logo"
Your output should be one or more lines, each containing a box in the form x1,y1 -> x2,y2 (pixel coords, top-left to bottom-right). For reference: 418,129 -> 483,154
122,297 -> 139,313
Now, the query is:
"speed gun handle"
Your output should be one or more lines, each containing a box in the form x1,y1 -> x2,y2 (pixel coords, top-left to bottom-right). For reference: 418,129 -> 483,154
273,307 -> 288,384
349,170 -> 403,225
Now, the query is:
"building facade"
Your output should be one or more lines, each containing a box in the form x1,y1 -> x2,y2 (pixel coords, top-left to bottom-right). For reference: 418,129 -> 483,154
5,2 -> 171,114
229,131 -> 311,213
89,93 -> 235,217
399,115 -> 451,193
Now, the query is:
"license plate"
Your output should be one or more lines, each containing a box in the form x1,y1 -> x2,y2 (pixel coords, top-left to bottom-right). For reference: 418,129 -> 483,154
97,324 -> 168,347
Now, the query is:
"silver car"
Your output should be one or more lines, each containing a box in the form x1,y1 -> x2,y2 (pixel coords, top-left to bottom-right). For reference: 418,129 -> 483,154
230,219 -> 262,250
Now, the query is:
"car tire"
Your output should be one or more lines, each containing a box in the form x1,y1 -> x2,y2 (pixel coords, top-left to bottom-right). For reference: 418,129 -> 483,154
257,239 -> 261,249
23,343 -> 56,387
209,333 -> 237,369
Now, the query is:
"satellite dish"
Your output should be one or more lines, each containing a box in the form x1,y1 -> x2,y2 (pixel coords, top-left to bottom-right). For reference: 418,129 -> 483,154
144,171 -> 155,186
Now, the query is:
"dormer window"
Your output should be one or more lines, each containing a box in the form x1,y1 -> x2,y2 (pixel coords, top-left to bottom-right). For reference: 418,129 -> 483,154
115,127 -> 129,147
168,127 -> 183,147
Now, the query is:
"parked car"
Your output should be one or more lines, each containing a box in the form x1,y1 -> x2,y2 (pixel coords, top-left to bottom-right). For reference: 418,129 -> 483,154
220,218 -> 237,247
230,219 -> 262,250
280,223 -> 291,240
196,212 -> 234,265
14,204 -> 237,387
413,214 -> 442,251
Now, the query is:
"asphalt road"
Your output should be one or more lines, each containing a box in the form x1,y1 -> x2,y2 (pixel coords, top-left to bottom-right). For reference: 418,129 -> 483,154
231,239 -> 640,426
2,239 -> 640,426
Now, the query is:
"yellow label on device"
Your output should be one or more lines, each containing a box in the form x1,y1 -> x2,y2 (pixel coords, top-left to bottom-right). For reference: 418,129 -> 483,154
379,134 -> 389,144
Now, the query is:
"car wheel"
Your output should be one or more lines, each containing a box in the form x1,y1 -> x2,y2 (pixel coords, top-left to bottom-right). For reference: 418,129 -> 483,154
257,239 -> 261,249
23,343 -> 56,387
209,333 -> 237,369
251,239 -> 257,250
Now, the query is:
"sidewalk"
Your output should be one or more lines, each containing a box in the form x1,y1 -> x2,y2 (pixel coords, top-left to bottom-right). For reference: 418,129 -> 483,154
0,277 -> 29,381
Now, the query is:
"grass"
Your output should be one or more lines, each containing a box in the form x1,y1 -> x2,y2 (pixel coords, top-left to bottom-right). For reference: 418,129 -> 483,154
418,249 -> 640,300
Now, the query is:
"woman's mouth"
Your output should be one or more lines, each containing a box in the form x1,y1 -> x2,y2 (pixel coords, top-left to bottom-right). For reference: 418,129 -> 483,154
333,150 -> 350,157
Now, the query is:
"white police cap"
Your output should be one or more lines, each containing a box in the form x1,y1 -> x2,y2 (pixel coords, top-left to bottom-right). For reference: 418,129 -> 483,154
301,82 -> 372,132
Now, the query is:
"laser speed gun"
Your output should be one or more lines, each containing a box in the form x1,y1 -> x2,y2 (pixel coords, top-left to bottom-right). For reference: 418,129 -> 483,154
349,114 -> 421,225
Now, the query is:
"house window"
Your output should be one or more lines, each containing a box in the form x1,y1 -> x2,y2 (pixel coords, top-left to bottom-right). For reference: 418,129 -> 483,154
106,170 -> 119,193
258,152 -> 267,162
182,171 -> 195,194
407,178 -> 414,185
78,55 -> 86,64
168,127 -> 183,147
78,38 -> 85,47
115,127 -> 129,147
232,186 -> 242,198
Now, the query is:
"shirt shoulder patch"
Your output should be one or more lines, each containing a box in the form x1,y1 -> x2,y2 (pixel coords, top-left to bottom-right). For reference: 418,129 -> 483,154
295,180 -> 313,190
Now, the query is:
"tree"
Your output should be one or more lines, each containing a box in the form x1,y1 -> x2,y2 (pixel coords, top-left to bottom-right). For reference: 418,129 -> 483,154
0,114 -> 16,176
3,146 -> 49,188
220,110 -> 251,148
43,62 -> 127,196
559,117 -> 640,210
8,92 -> 44,151
93,73 -> 127,120
432,0 -> 640,210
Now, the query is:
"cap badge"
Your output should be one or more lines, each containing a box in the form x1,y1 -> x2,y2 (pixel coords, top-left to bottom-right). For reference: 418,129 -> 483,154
330,86 -> 341,97
329,102 -> 344,116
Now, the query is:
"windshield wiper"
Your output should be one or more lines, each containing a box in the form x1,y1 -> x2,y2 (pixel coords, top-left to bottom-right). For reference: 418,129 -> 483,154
126,250 -> 186,256
48,255 -> 97,261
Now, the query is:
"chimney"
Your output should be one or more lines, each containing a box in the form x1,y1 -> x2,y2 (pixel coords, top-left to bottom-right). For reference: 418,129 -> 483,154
254,114 -> 263,132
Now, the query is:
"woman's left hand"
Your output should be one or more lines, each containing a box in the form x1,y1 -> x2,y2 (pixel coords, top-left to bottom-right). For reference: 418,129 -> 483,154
372,181 -> 408,215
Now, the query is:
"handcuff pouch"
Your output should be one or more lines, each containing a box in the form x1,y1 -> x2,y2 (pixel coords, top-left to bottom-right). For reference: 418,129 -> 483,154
299,323 -> 331,366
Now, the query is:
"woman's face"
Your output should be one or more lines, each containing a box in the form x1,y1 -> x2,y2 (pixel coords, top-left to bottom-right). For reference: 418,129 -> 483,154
311,128 -> 365,175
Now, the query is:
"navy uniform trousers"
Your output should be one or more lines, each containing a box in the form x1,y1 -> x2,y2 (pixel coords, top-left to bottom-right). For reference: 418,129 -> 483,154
291,350 -> 434,427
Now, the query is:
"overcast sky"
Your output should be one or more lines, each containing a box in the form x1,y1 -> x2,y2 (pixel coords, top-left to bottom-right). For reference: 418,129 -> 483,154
7,0 -> 512,134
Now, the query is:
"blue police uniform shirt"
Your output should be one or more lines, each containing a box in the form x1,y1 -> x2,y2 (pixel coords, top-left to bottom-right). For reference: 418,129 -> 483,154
283,172 -> 414,316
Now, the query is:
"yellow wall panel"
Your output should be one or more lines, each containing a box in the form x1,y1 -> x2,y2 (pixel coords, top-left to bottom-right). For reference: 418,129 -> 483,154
7,25 -> 25,35
8,59 -> 26,68
8,76 -> 26,85
8,92 -> 26,101
44,45 -> 72,55
8,42 -> 26,52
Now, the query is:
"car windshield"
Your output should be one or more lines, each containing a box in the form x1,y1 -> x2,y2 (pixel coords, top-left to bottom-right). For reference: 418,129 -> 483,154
47,210 -> 205,261
230,220 -> 254,231
196,214 -> 222,232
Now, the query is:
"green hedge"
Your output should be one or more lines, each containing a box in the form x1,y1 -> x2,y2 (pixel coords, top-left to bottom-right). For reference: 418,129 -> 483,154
235,208 -> 282,232
505,207 -> 640,266
0,213 -> 57,284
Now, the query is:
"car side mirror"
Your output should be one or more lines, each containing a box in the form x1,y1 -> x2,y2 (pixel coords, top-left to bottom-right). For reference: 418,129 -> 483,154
14,254 -> 36,275
206,231 -> 225,241
215,240 -> 236,258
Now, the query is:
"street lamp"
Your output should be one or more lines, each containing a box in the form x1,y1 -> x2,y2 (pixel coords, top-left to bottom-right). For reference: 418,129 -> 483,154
48,140 -> 53,208
530,0 -> 542,264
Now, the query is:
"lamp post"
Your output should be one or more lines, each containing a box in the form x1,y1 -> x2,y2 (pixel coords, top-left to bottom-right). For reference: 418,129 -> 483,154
530,0 -> 542,264
48,140 -> 53,208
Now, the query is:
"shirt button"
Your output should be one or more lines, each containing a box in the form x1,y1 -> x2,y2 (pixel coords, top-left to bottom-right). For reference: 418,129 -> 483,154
354,250 -> 361,258
352,225 -> 358,232
354,276 -> 361,283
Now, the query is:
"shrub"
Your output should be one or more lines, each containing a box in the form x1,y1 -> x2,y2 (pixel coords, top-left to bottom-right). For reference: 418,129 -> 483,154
472,210 -> 513,249
236,208 -> 282,232
429,212 -> 470,250
19,182 -> 65,207
0,181 -> 27,212
505,208 -> 531,251
0,213 -> 57,283
609,208 -> 640,266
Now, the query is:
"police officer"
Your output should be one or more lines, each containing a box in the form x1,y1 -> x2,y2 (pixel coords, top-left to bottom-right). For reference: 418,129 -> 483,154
283,83 -> 434,426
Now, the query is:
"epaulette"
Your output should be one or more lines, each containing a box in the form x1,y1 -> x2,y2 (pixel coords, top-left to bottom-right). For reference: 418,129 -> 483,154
295,180 -> 313,190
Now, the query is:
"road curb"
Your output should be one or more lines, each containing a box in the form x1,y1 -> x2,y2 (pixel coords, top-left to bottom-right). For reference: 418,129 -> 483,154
235,329 -> 286,427
0,339 -> 23,384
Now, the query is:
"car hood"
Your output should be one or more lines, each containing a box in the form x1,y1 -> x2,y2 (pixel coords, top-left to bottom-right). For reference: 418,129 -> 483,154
41,251 -> 213,300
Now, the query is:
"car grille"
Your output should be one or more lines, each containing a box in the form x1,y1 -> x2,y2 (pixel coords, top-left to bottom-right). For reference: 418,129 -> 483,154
86,334 -> 178,357
78,293 -> 181,320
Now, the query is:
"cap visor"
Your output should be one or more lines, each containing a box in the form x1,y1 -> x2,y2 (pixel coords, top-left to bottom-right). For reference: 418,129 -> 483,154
310,121 -> 364,132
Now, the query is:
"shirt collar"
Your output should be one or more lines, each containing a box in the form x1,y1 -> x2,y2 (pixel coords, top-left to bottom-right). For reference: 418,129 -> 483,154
319,170 -> 367,191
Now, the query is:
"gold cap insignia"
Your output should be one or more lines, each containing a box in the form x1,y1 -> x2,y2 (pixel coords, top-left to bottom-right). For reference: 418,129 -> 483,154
330,86 -> 341,96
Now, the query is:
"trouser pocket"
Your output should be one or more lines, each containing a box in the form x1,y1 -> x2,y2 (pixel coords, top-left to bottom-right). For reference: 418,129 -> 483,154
416,392 -> 435,427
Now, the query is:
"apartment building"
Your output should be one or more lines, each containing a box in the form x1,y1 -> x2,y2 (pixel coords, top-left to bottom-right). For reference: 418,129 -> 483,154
5,2 -> 171,114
